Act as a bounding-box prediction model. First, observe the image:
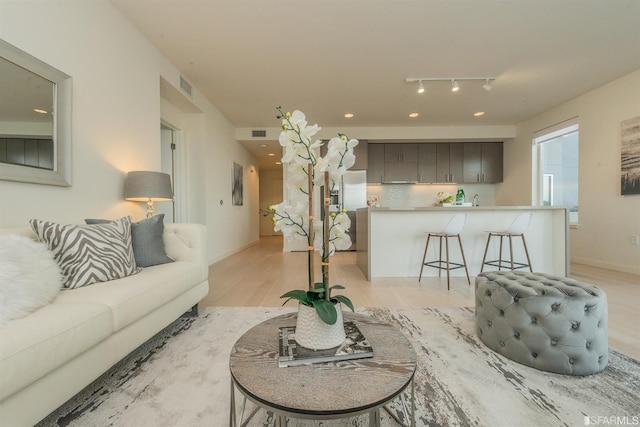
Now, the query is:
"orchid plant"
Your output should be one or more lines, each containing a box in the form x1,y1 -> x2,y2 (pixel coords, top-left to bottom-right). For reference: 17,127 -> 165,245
269,107 -> 358,325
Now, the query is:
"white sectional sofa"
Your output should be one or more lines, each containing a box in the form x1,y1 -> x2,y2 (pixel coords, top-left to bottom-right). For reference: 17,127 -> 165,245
0,223 -> 209,427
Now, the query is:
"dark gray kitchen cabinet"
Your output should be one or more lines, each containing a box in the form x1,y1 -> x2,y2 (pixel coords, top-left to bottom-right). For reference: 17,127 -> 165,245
463,142 -> 503,183
417,144 -> 437,183
384,144 -> 418,182
367,143 -> 385,183
434,143 -> 463,183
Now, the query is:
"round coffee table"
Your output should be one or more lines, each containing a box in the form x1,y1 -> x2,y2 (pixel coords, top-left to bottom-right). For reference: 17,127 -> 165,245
229,311 -> 417,426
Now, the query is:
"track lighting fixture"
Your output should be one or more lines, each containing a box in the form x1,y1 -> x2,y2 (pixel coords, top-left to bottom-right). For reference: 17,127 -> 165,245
406,77 -> 496,94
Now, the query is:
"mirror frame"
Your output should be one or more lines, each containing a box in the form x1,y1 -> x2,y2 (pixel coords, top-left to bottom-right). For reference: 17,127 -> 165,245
0,39 -> 72,186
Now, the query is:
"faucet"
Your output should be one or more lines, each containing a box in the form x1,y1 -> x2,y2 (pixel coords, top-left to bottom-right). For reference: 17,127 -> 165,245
473,194 -> 479,207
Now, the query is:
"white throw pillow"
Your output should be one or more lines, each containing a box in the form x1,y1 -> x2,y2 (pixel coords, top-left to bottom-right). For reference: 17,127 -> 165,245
0,234 -> 62,324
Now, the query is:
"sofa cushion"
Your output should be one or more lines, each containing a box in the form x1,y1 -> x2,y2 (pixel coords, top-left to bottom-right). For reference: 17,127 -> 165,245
53,260 -> 203,332
30,217 -> 141,289
0,235 -> 62,324
85,214 -> 174,268
0,302 -> 113,401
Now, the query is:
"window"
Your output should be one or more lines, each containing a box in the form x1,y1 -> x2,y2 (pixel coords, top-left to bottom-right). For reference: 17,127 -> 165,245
533,118 -> 579,224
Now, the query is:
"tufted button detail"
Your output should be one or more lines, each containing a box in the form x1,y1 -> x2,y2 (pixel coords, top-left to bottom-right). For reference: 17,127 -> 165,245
473,271 -> 608,375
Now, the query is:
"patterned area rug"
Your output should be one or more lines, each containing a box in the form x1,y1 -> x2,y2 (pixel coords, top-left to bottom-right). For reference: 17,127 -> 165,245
37,307 -> 640,427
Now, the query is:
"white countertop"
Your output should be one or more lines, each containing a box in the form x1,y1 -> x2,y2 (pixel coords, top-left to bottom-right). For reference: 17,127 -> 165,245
361,206 -> 567,212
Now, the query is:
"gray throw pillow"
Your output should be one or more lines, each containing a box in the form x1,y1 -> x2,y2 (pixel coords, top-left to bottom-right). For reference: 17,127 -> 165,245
85,214 -> 174,268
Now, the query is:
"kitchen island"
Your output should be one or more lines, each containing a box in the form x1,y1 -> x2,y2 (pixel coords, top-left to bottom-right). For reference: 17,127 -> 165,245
356,206 -> 568,280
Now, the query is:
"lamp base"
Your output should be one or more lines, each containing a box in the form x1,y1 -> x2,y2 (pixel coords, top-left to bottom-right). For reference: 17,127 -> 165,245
146,199 -> 155,218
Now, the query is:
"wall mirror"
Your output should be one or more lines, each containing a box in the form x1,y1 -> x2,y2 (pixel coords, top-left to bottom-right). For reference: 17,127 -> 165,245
0,39 -> 72,186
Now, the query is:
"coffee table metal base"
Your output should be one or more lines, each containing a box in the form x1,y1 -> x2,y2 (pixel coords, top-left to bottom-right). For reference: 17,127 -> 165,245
229,374 -> 415,426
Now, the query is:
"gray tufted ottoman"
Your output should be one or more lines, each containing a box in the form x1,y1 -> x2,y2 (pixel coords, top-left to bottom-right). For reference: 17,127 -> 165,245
475,271 -> 608,375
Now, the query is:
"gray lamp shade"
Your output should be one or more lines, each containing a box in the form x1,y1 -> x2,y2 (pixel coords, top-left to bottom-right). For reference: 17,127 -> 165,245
124,171 -> 173,201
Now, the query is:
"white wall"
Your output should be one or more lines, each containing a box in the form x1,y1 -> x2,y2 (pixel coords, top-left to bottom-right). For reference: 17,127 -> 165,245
0,1 -> 260,264
498,69 -> 640,274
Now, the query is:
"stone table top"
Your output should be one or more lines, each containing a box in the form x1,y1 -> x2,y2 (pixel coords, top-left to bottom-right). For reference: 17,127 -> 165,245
229,311 -> 417,417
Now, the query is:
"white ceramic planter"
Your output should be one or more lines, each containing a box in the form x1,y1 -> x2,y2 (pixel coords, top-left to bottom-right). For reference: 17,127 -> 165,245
295,302 -> 346,350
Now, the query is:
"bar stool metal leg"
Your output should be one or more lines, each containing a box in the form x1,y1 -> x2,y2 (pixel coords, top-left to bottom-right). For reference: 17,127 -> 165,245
456,234 -> 471,285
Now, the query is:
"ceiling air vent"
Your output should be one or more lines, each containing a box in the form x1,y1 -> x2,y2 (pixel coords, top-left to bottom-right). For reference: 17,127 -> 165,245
179,76 -> 192,97
252,130 -> 267,138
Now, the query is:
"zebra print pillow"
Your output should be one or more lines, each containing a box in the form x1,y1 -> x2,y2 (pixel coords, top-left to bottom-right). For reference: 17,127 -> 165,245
30,216 -> 141,289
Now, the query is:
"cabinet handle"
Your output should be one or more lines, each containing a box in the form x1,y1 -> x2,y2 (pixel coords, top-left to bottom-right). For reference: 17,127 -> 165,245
451,174 -> 454,182
477,174 -> 480,182
482,173 -> 485,182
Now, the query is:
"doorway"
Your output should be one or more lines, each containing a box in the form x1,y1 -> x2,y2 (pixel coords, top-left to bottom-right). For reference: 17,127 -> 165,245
159,123 -> 182,223
259,169 -> 283,236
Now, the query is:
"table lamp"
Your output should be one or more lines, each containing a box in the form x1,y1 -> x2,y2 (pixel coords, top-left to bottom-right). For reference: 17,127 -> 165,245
124,171 -> 173,218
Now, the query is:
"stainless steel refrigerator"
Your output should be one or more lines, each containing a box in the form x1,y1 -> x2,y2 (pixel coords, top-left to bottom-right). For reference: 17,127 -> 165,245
339,170 -> 367,251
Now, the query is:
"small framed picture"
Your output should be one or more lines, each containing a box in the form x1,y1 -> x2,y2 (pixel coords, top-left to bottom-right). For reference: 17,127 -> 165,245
232,162 -> 243,205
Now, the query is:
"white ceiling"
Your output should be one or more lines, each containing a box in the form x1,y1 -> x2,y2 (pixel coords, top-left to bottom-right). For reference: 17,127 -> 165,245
111,0 -> 640,169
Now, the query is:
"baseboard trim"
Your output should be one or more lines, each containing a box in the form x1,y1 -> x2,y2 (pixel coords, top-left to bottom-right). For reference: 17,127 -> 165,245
208,238 -> 260,265
571,256 -> 640,276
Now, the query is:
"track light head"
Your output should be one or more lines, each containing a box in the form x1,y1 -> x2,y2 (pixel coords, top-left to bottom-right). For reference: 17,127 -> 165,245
483,79 -> 492,92
417,80 -> 425,94
451,80 -> 459,92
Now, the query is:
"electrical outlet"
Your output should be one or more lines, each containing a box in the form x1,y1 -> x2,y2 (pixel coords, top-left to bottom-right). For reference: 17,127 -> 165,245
632,235 -> 640,246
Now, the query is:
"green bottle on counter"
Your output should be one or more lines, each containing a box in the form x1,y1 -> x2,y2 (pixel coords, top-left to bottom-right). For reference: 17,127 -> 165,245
456,186 -> 465,204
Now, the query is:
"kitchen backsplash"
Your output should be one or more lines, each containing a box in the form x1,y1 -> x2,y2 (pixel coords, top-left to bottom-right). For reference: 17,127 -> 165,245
366,183 -> 496,208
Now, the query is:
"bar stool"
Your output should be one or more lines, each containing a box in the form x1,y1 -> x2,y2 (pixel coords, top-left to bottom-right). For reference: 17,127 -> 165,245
419,213 -> 471,290
480,212 -> 533,272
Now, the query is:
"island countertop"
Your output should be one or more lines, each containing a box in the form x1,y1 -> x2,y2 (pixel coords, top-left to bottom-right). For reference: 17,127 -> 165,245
356,206 -> 568,280
368,206 -> 567,212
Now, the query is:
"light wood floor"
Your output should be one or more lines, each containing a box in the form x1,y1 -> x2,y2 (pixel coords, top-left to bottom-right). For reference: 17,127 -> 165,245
203,236 -> 640,360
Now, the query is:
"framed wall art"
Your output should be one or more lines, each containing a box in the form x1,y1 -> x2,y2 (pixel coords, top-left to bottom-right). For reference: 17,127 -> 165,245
232,162 -> 243,205
621,116 -> 640,196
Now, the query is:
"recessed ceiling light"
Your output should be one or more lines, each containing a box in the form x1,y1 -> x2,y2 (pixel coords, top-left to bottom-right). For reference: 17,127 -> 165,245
260,144 -> 268,147
474,111 -> 485,117
275,161 -> 282,165
268,153 -> 275,156
344,113 -> 354,118
33,108 -> 47,114
409,112 -> 419,118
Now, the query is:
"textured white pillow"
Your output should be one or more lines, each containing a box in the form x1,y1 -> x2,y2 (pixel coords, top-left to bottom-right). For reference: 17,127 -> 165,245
30,216 -> 141,289
0,234 -> 62,324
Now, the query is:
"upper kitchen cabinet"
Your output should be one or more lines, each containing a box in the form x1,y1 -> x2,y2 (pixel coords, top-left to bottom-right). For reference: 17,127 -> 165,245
384,143 -> 417,163
436,143 -> 463,183
417,144 -> 437,183
384,143 -> 418,183
367,143 -> 385,183
463,142 -> 503,183
352,139 -> 368,170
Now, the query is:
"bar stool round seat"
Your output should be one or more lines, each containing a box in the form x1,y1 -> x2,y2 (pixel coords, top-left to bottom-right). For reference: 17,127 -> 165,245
418,213 -> 471,290
481,212 -> 533,272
